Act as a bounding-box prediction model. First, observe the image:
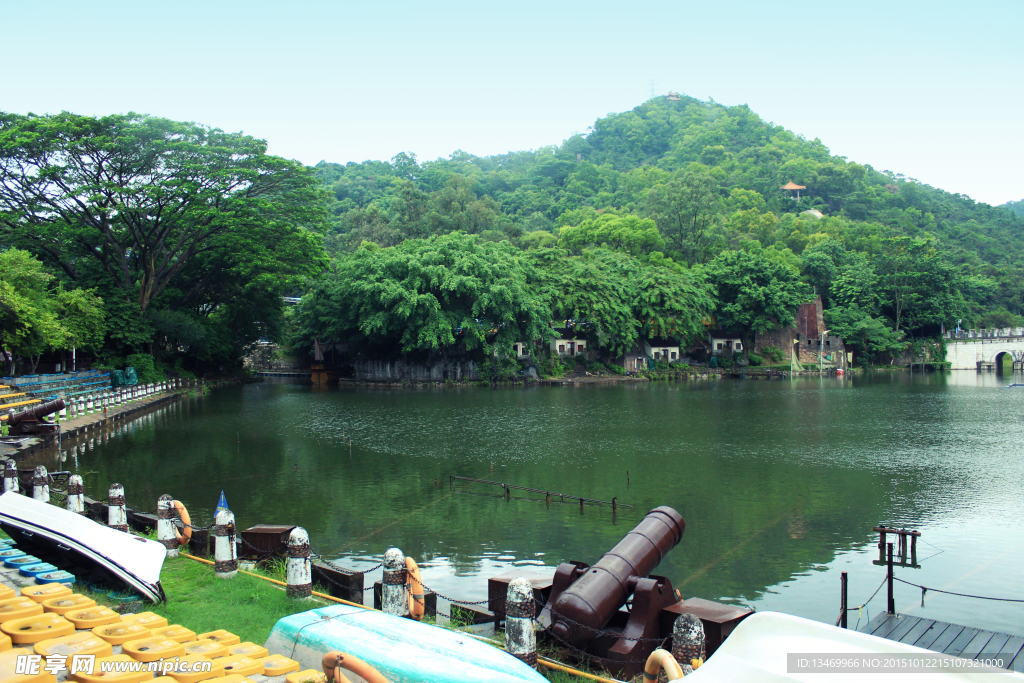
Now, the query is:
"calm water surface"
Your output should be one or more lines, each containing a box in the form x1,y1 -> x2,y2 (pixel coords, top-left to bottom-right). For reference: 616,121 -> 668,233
45,372 -> 1024,635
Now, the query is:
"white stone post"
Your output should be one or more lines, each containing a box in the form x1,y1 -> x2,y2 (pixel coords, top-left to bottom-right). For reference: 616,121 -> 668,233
672,613 -> 705,672
3,460 -> 18,494
32,466 -> 49,503
66,475 -> 85,514
286,527 -> 312,598
213,508 -> 238,579
382,548 -> 409,617
506,577 -> 538,669
157,494 -> 179,558
107,483 -> 128,532
58,404 -> 67,422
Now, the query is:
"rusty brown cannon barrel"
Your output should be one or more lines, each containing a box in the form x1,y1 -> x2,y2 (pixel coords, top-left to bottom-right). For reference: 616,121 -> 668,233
549,506 -> 684,645
8,399 -> 66,424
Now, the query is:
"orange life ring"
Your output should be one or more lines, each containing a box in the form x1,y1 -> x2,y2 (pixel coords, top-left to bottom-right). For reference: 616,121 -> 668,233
322,651 -> 390,683
406,557 -> 424,621
172,500 -> 192,545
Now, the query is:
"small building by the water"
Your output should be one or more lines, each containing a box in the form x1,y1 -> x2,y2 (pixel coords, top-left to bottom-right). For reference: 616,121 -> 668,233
709,331 -> 745,355
551,339 -> 587,357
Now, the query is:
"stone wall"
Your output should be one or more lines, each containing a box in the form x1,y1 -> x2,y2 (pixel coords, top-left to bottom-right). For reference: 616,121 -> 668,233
353,358 -> 479,382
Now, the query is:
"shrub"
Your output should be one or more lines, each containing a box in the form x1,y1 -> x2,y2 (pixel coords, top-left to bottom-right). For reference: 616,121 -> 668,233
125,353 -> 164,384
760,345 -> 786,363
748,353 -> 763,366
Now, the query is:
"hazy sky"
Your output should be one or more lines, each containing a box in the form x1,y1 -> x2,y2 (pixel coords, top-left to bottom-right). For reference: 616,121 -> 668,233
3,0 -> 1021,205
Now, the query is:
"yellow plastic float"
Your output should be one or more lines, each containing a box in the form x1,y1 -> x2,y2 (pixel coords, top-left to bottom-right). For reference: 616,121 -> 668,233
1,613 -> 76,644
287,670 -> 326,683
164,653 -> 223,683
151,624 -> 196,642
254,654 -> 300,676
121,635 -> 186,662
64,606 -> 120,629
208,676 -> 255,683
33,632 -> 113,667
0,647 -> 57,683
41,595 -> 96,615
0,584 -> 14,601
184,638 -> 228,659
0,632 -> 10,651
121,612 -> 169,630
197,629 -> 239,646
68,654 -> 153,683
224,642 -> 267,659
0,597 -> 43,623
213,655 -> 261,677
20,585 -> 72,603
91,621 -> 151,645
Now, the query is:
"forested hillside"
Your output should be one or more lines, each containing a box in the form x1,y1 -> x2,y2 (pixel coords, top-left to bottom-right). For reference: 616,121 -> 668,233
304,95 -> 1023,364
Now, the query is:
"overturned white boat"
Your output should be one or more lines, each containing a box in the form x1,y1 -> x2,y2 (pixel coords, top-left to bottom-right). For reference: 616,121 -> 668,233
0,491 -> 166,602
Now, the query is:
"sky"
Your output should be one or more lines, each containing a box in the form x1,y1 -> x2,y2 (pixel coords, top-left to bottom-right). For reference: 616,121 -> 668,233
2,0 -> 1021,206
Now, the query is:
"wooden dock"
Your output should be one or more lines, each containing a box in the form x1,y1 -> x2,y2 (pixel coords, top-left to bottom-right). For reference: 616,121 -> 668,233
862,613 -> 1024,671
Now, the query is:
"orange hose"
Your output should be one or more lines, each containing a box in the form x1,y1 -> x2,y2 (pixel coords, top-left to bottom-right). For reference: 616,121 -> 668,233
172,500 -> 192,545
322,651 -> 390,683
645,648 -> 684,682
405,557 -> 424,621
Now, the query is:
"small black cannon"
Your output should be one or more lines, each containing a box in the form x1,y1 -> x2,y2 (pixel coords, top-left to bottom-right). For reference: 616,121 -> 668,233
4,399 -> 65,436
540,506 -> 685,677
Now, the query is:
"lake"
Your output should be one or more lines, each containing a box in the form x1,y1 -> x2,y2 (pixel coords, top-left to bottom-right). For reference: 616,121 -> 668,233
43,371 -> 1024,635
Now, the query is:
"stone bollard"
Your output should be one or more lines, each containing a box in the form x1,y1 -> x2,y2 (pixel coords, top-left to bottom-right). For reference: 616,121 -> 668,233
213,508 -> 238,579
506,577 -> 538,669
107,483 -> 128,532
58,404 -> 67,422
286,527 -> 312,598
113,391 -> 119,406
382,548 -> 409,617
3,460 -> 18,493
66,475 -> 85,514
157,494 -> 179,558
32,466 -> 49,503
672,613 -> 706,673
86,394 -> 94,414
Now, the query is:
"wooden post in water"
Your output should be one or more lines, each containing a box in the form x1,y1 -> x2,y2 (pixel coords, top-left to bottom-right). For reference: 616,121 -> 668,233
66,475 -> 85,514
887,543 -> 895,614
286,527 -> 312,598
840,571 -> 848,628
157,495 -> 179,558
506,577 -> 538,669
213,508 -> 238,579
32,466 -> 49,503
382,548 -> 409,617
108,483 -> 128,532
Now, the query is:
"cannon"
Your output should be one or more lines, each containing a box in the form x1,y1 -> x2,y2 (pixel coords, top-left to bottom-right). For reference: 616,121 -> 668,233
540,506 -> 685,677
4,399 -> 66,436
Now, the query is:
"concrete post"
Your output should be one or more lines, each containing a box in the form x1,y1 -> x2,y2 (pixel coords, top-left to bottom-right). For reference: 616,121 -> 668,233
157,494 -> 179,558
506,577 -> 538,669
107,483 -> 128,532
382,548 -> 409,617
85,394 -> 92,414
213,508 -> 238,579
286,527 -> 312,598
3,460 -> 18,493
58,404 -> 67,422
672,613 -> 705,671
66,475 -> 85,514
32,466 -> 49,503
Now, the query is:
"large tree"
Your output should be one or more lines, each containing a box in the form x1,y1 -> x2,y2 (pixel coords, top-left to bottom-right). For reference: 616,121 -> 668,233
704,248 -> 812,357
0,112 -> 326,333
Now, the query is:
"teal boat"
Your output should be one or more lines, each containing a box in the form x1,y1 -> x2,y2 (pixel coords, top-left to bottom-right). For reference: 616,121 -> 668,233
265,604 -> 548,683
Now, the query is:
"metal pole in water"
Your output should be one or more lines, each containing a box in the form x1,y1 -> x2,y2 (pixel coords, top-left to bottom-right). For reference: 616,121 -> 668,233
840,571 -> 848,628
213,508 -> 238,579
286,527 -> 312,598
506,577 -> 538,669
887,542 -> 895,614
382,548 -> 409,617
108,483 -> 128,532
157,494 -> 179,558
32,466 -> 49,503
66,475 -> 85,514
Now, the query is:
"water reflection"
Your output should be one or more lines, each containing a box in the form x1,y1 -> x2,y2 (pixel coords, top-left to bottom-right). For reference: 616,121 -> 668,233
26,371 -> 1024,636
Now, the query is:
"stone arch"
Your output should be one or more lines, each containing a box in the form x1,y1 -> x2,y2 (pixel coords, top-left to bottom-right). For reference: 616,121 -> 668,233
992,349 -> 1023,372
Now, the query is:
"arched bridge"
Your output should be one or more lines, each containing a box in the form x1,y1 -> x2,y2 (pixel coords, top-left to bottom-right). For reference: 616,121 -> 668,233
944,328 -> 1024,370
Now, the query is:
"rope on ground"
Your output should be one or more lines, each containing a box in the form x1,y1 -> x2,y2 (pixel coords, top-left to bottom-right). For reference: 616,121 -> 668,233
892,576 -> 1024,602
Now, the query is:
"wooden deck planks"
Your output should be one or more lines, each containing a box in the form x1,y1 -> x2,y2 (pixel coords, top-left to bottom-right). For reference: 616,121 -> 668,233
899,618 -> 937,647
914,621 -> 956,650
958,630 -> 995,660
1000,637 -> 1024,671
942,627 -> 981,657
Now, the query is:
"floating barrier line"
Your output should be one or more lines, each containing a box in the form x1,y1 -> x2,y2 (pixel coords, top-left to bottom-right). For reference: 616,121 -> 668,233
449,475 -> 633,509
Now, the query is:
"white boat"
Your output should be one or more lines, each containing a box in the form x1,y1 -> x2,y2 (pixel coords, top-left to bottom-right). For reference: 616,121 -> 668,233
689,612 -> 1024,682
0,491 -> 166,602
265,603 -> 548,683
